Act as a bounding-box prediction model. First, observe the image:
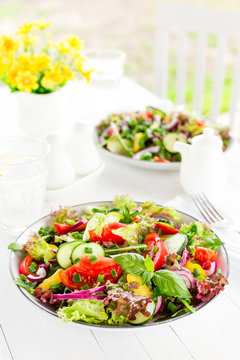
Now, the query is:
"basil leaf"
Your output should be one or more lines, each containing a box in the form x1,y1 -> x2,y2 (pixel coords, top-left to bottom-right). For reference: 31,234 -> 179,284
153,270 -> 191,299
144,254 -> 154,272
8,242 -> 23,252
111,253 -> 153,284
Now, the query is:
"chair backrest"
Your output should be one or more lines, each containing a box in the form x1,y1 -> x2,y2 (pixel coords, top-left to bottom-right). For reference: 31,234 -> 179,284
154,4 -> 240,127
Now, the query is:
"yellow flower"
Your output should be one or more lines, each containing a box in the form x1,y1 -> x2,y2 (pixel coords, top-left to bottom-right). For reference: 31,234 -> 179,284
17,53 -> 33,69
32,53 -> 51,72
20,34 -> 37,47
66,35 -> 84,50
41,64 -> 63,90
34,19 -> 51,30
74,56 -> 92,83
0,35 -> 19,53
57,40 -> 71,54
16,21 -> 34,35
59,62 -> 74,81
6,64 -> 21,88
15,70 -> 39,92
79,69 -> 92,83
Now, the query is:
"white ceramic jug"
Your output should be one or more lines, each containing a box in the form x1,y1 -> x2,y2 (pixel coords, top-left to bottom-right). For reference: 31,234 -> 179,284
67,123 -> 100,176
46,133 -> 75,189
174,128 -> 227,197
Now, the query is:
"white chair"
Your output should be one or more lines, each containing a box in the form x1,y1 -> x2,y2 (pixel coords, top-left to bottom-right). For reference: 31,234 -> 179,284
154,3 -> 240,133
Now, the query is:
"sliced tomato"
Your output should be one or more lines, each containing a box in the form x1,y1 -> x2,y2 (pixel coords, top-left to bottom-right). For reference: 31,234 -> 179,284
19,254 -> 35,276
131,215 -> 140,222
194,246 -> 217,265
101,222 -> 126,244
194,118 -> 205,127
153,156 -> 169,163
59,256 -> 122,290
155,221 -> 179,235
108,128 -> 116,137
54,221 -> 87,235
89,229 -> 102,243
142,233 -> 168,270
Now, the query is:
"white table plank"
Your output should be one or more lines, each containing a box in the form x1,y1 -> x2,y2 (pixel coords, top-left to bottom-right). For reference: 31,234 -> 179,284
0,325 -> 13,360
170,293 -> 238,360
135,325 -> 194,360
92,329 -> 151,360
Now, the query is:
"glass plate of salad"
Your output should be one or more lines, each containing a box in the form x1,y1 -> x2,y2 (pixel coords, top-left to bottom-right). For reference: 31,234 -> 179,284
9,195 -> 229,329
95,107 -> 231,171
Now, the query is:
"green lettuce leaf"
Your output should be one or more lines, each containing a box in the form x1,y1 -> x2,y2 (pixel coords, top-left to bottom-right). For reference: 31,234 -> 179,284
113,195 -> 137,212
112,219 -> 153,245
140,202 -> 180,222
57,300 -> 108,323
24,235 -> 53,264
106,307 -> 127,325
51,206 -> 78,224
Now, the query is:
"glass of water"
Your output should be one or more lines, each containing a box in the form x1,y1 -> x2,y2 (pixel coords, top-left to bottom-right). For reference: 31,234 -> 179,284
0,136 -> 49,233
79,48 -> 126,123
84,48 -> 126,89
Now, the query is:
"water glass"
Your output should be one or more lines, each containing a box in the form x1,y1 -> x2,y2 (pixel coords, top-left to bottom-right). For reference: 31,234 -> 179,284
83,48 -> 126,89
0,136 -> 49,232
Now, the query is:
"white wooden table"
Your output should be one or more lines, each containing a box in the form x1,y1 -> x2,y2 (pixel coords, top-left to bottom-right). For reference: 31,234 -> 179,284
1,78 -> 240,360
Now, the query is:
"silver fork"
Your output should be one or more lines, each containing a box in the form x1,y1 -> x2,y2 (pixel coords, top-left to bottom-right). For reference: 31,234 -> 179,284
191,192 -> 236,230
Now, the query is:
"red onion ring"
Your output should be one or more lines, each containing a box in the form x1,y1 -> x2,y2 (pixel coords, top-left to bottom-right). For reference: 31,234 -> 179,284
179,248 -> 189,266
202,261 -> 217,276
174,269 -> 196,289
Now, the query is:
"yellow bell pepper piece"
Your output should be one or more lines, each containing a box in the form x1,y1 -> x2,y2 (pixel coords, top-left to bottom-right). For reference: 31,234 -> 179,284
133,132 -> 144,153
38,269 -> 63,290
49,244 -> 58,259
185,261 -> 207,278
127,274 -> 153,297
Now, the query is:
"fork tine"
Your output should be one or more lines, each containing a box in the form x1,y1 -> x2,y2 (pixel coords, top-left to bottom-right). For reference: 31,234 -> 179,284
201,192 -> 224,221
191,194 -> 211,224
196,193 -> 216,223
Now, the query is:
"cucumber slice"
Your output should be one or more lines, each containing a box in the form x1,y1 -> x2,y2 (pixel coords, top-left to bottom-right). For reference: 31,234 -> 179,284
56,240 -> 83,269
83,211 -> 124,241
107,138 -> 132,156
128,301 -> 156,325
163,233 -> 188,255
163,133 -> 187,154
71,243 -> 105,264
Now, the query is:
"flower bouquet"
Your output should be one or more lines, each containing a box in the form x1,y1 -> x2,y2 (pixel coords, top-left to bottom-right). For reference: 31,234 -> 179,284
0,19 -> 91,136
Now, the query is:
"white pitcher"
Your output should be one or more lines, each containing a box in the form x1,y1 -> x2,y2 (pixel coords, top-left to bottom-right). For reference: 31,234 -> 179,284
174,128 -> 227,197
67,122 -> 100,176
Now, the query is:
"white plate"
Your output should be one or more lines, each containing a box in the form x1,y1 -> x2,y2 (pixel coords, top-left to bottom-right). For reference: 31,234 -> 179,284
94,131 -> 180,171
10,201 -> 229,330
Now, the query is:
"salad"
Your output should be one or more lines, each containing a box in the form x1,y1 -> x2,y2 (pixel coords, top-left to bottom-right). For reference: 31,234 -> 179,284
96,107 -> 230,162
9,196 -> 228,326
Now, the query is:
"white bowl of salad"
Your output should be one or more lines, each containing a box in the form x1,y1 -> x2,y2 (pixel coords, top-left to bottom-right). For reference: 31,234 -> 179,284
95,107 -> 231,171
9,195 -> 229,328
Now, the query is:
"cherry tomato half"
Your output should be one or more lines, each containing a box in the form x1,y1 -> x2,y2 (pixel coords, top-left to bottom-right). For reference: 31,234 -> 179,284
194,246 -> 217,266
19,254 -> 35,276
142,233 -> 168,271
155,221 -> 179,235
153,156 -> 169,163
54,221 -> 87,236
59,256 -> 122,290
101,222 -> 126,244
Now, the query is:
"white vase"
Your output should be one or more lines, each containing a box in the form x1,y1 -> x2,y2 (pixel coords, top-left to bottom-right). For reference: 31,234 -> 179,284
14,82 -> 74,137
